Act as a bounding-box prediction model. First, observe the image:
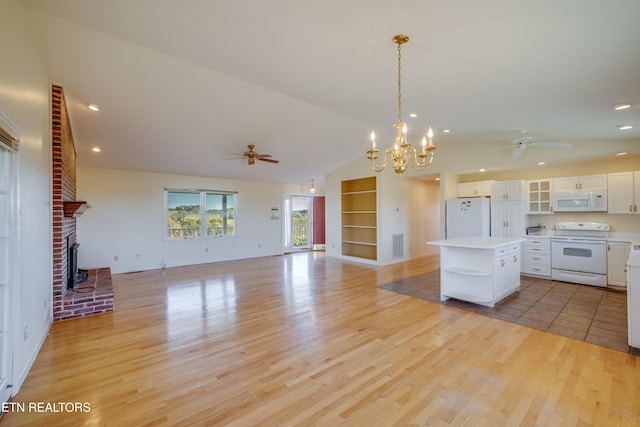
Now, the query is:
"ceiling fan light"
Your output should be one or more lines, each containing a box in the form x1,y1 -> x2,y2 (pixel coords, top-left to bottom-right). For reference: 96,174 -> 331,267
618,125 -> 633,130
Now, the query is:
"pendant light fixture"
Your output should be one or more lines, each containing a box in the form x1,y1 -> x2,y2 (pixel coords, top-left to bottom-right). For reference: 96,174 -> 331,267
367,34 -> 436,174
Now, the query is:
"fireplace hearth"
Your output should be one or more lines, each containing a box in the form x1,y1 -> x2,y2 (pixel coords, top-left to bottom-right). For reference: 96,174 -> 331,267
67,234 -> 88,289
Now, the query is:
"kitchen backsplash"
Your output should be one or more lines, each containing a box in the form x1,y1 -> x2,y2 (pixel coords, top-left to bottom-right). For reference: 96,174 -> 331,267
527,211 -> 640,233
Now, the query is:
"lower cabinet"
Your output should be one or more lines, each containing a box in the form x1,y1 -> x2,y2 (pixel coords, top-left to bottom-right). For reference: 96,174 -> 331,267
495,247 -> 521,301
608,241 -> 631,289
523,236 -> 551,278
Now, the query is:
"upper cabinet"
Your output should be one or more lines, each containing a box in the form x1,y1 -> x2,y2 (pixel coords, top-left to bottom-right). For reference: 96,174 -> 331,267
553,174 -> 607,192
491,179 -> 525,201
527,179 -> 553,214
458,180 -> 495,197
608,171 -> 639,214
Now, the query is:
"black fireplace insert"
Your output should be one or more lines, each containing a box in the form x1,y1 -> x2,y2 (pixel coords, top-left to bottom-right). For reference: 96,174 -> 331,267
67,234 -> 88,289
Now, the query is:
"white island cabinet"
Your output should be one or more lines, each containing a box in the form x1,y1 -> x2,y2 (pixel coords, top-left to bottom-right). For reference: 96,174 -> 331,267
428,237 -> 525,307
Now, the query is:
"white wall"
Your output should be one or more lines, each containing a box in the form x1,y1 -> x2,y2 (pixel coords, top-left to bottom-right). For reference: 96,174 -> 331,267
77,166 -> 300,274
0,0 -> 52,395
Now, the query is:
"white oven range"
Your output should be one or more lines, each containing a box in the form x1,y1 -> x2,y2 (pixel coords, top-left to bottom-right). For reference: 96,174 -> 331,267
551,222 -> 609,287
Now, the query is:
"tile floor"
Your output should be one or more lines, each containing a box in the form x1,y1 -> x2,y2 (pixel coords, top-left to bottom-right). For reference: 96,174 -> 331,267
379,271 -> 629,353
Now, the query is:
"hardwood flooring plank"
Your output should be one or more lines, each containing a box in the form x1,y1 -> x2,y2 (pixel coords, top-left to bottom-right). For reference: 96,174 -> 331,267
3,252 -> 639,426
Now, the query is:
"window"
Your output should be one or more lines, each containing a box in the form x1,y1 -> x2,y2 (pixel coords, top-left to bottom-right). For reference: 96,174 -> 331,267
166,189 -> 236,239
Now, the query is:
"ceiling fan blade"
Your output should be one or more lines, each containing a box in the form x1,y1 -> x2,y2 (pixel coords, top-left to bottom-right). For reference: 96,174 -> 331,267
512,144 -> 525,158
529,142 -> 572,148
257,154 -> 272,158
259,158 -> 279,164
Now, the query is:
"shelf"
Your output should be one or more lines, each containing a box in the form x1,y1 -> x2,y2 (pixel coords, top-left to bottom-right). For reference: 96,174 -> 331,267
342,241 -> 377,260
342,189 -> 376,195
442,267 -> 491,276
342,211 -> 376,214
342,225 -> 376,229
341,176 -> 376,193
342,240 -> 376,246
63,201 -> 90,217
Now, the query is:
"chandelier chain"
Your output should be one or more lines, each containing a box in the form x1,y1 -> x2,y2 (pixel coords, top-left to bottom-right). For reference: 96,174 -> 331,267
397,42 -> 402,124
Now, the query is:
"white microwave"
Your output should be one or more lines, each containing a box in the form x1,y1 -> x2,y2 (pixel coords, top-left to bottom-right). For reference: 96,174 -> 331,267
552,190 -> 607,212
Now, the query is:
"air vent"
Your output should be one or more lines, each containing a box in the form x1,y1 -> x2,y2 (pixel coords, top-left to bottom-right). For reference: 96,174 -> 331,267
0,109 -> 19,152
392,233 -> 404,259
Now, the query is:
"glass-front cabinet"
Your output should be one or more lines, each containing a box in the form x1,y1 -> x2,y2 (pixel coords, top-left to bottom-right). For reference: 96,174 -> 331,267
527,179 -> 553,214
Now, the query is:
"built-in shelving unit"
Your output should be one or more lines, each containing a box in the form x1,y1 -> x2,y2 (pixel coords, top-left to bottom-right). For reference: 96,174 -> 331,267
341,176 -> 377,260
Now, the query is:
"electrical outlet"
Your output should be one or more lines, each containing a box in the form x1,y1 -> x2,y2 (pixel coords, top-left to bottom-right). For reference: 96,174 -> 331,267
44,298 -> 47,309
135,254 -> 140,259
205,248 -> 208,253
258,243 -> 261,248
23,326 -> 28,341
114,255 -> 119,261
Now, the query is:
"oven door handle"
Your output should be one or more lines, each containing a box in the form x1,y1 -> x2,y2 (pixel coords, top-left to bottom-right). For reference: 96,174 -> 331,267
552,238 -> 605,245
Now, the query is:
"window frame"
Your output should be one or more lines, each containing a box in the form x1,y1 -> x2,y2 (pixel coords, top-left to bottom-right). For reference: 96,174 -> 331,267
164,187 -> 237,240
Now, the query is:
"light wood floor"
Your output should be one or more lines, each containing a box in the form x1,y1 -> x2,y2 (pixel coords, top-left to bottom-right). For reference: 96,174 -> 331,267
4,252 -> 640,426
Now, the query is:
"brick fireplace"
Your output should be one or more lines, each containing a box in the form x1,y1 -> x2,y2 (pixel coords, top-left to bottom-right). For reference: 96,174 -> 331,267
51,85 -> 114,320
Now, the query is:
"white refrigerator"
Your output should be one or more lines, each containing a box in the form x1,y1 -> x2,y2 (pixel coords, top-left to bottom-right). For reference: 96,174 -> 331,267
445,197 -> 491,239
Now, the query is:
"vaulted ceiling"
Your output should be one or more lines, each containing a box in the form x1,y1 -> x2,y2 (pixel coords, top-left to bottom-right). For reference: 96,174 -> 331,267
26,0 -> 640,186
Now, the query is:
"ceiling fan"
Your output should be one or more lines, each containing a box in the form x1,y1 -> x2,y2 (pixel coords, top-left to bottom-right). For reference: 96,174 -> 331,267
512,137 -> 572,158
231,144 -> 280,165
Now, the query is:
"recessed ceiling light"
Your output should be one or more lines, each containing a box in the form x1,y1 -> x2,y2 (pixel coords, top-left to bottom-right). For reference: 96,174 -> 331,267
479,168 -> 486,172
92,147 -> 101,153
618,125 -> 633,130
616,152 -> 627,156
86,104 -> 101,112
613,103 -> 632,111
442,129 -> 451,133
435,177 -> 440,181
409,113 -> 417,118
537,161 -> 546,165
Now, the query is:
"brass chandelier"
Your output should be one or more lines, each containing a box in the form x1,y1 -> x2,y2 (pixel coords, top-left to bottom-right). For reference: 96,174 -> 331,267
367,34 -> 436,174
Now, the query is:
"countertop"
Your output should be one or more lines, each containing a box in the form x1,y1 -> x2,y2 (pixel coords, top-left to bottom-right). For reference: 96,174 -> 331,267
428,236 -> 525,249
607,232 -> 640,244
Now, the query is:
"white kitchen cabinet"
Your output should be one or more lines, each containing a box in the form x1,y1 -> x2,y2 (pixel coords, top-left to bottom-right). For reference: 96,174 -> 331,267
458,180 -> 495,197
496,247 -> 521,301
554,174 -> 607,192
527,179 -> 553,214
491,200 -> 525,239
607,171 -> 639,214
608,241 -> 631,289
491,179 -> 525,201
428,237 -> 523,307
523,236 -> 551,278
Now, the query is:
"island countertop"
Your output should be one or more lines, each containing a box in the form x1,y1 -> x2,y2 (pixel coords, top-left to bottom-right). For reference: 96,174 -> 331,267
428,236 -> 526,249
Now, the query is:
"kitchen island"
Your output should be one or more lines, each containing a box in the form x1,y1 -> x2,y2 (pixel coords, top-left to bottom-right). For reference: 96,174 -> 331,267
428,236 -> 525,307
